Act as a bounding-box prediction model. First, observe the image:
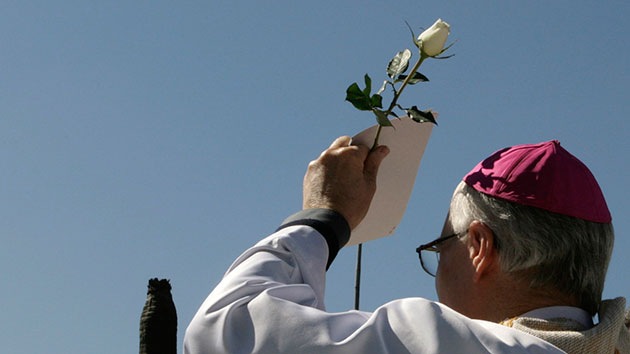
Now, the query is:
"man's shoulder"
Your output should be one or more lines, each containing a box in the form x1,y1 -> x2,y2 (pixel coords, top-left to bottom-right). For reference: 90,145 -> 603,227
376,297 -> 566,353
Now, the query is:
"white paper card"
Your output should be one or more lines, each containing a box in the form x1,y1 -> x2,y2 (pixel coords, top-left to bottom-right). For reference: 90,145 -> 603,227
348,117 -> 433,245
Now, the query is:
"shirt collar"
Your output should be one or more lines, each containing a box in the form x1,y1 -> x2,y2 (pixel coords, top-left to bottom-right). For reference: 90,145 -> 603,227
520,306 -> 594,328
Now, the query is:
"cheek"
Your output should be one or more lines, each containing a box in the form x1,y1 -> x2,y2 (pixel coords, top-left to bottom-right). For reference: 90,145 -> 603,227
435,247 -> 470,310
435,255 -> 458,303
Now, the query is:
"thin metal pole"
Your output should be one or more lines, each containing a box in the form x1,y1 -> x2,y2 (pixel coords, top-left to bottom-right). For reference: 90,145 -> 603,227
354,243 -> 362,310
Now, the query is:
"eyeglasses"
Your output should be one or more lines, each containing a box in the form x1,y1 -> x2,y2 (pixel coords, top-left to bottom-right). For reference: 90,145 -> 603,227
415,231 -> 468,277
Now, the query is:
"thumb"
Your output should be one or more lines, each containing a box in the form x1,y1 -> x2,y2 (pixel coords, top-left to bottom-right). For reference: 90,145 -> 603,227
364,145 -> 390,182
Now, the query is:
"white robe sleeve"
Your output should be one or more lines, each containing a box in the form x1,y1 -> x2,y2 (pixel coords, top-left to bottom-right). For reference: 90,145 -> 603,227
183,225 -> 566,354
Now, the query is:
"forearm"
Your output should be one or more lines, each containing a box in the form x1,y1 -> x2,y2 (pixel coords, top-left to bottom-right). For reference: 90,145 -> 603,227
184,210 -> 352,353
204,209 -> 348,307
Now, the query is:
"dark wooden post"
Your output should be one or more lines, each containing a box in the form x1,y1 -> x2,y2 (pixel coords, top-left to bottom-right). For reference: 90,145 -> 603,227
139,278 -> 177,354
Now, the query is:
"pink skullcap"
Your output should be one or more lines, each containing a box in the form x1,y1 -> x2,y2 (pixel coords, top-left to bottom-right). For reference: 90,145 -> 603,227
463,140 -> 611,223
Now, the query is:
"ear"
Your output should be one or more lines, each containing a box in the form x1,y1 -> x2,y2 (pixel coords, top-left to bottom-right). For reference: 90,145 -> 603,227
466,221 -> 497,282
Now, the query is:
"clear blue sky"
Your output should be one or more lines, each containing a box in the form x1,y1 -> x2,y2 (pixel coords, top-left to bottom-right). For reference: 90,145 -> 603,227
1,2 -> 628,353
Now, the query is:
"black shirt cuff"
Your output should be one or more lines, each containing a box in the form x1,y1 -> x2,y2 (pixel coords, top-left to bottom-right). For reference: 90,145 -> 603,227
277,209 -> 351,270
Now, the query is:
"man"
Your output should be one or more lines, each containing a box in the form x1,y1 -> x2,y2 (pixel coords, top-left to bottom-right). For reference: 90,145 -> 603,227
184,137 -> 630,353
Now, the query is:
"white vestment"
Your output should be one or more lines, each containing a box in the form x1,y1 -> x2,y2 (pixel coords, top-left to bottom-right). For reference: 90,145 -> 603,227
184,225 -> 569,353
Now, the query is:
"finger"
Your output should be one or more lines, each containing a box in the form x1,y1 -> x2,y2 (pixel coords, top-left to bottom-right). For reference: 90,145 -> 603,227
328,136 -> 352,149
364,145 -> 390,182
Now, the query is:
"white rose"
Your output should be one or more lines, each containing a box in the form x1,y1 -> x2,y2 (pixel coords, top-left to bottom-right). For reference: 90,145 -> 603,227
417,19 -> 450,57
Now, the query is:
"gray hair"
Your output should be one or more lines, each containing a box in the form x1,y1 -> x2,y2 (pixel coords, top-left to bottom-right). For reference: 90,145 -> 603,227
449,181 -> 614,315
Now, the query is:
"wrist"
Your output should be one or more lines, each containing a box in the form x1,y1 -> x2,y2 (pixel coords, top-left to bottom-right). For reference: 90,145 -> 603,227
277,209 -> 351,269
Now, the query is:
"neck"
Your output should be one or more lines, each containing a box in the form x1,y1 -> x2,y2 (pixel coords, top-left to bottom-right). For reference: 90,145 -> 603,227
472,277 -> 581,323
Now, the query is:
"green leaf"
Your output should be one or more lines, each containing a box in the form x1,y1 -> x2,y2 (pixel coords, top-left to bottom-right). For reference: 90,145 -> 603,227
397,72 -> 429,84
387,49 -> 412,79
372,108 -> 393,127
363,74 -> 372,96
407,106 -> 437,125
345,82 -> 373,111
370,94 -> 383,109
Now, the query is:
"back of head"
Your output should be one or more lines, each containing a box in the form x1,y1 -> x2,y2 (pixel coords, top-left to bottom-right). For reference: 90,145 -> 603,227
450,141 -> 614,315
